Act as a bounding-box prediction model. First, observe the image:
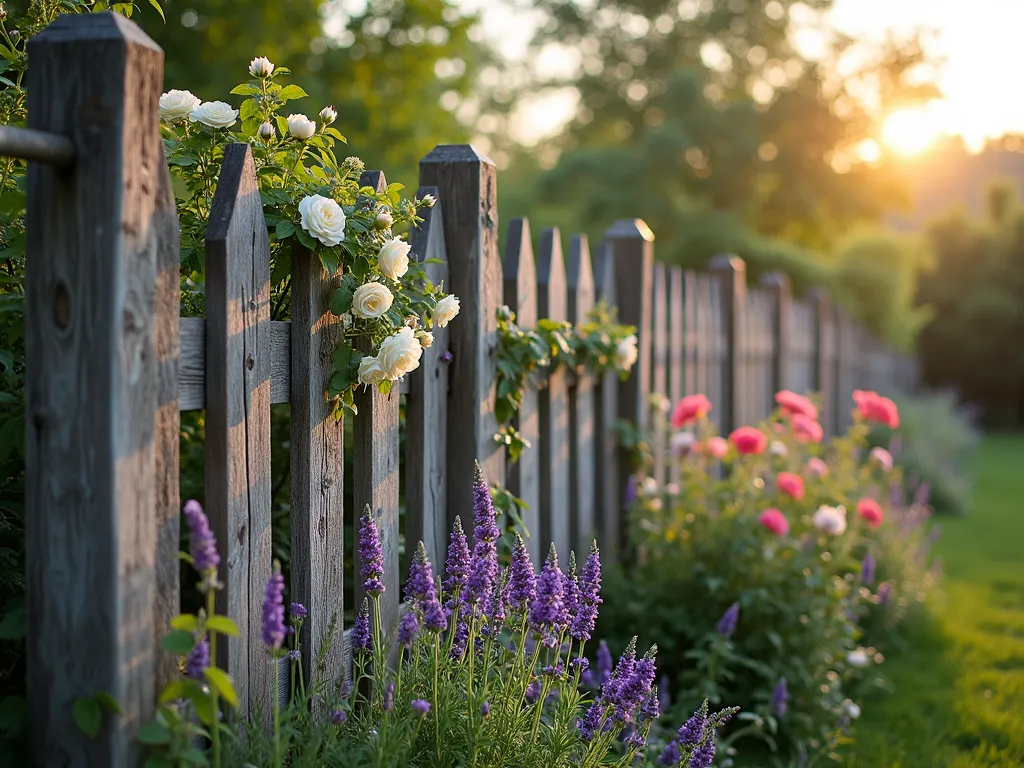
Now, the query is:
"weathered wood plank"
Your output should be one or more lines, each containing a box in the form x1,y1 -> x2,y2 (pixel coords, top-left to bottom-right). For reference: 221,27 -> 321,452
810,289 -> 836,436
154,144 -> 181,693
406,186 -> 451,568
708,256 -> 746,433
592,240 -> 620,561
502,218 -> 541,562
353,170 -> 401,643
683,270 -> 700,397
537,227 -> 571,560
761,273 -> 791,405
179,318 -> 290,410
25,14 -> 163,764
567,234 -> 597,557
650,263 -> 669,486
419,145 -> 505,526
205,143 -> 273,720
666,267 -> 685,485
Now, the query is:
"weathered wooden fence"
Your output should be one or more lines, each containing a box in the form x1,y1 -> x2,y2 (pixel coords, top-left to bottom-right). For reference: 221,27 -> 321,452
10,13 -> 917,765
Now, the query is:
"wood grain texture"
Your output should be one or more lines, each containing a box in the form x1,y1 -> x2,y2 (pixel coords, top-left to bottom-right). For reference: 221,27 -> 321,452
353,170 -> 401,644
666,267 -> 685,485
289,232 -> 346,694
708,255 -> 746,434
419,145 -> 505,527
683,270 -> 699,397
650,263 -> 669,486
761,273 -> 791,412
154,143 -> 181,693
809,289 -> 837,437
204,144 -> 273,721
502,218 -> 541,562
591,240 -> 620,562
179,318 -> 290,410
405,186 -> 450,568
566,234 -> 597,557
537,227 -> 571,560
25,13 -> 163,765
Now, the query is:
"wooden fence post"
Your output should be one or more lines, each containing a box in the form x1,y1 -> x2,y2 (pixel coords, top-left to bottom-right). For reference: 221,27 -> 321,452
503,218 -> 542,562
205,144 -> 274,720
537,228 -> 571,559
761,271 -> 791,397
592,242 -> 621,562
650,263 -> 669,486
809,289 -> 835,436
603,220 -> 654,547
708,255 -> 746,433
419,146 -> 505,524
406,186 -> 450,567
25,13 -> 164,764
567,235 -> 597,558
353,171 -> 401,643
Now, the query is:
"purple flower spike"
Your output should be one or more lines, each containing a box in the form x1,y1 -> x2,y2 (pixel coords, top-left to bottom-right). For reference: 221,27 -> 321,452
658,741 -> 681,766
466,465 -> 500,607
525,680 -> 542,703
290,602 -> 307,621
186,635 -> 209,680
772,677 -> 788,718
861,551 -> 876,586
563,551 -> 580,624
352,599 -> 371,652
481,700 -> 490,716
689,739 -> 716,768
358,506 -> 385,596
383,681 -> 395,712
287,649 -> 301,661
397,610 -> 419,648
507,533 -> 537,613
597,640 -> 613,683
423,593 -> 447,633
411,699 -> 431,715
577,701 -> 603,740
262,565 -> 286,649
472,462 -> 501,544
570,541 -> 602,642
878,581 -> 893,606
641,691 -> 660,721
183,500 -> 220,573
483,571 -> 506,637
406,542 -> 437,607
678,703 -> 707,746
716,601 -> 740,639
329,709 -> 347,726
443,517 -> 470,597
529,544 -> 568,646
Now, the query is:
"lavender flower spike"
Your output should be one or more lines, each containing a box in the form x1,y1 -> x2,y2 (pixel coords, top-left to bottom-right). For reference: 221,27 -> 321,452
716,601 -> 740,639
423,592 -> 447,633
290,602 -> 307,621
861,551 -> 876,586
658,741 -> 681,766
406,541 -> 436,606
570,540 -> 602,642
563,551 -> 580,626
678,701 -> 708,746
352,598 -> 371,652
262,563 -> 286,649
358,505 -> 386,596
397,609 -> 419,648
472,461 -> 501,543
507,533 -> 537,613
183,500 -> 220,573
411,699 -> 431,715
443,516 -> 470,597
186,635 -> 209,680
689,739 -> 716,768
771,677 -> 788,718
529,544 -> 568,646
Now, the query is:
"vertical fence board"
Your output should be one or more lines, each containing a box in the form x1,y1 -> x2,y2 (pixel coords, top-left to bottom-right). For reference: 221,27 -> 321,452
502,219 -> 541,562
419,146 -> 505,527
761,272 -> 790,405
709,256 -> 746,433
205,144 -> 273,720
26,14 -> 163,763
683,271 -> 700,397
537,228 -> 571,559
650,263 -> 669,486
353,170 -> 401,641
789,298 -> 815,397
665,268 -> 685,484
592,242 -> 620,561
154,147 -> 181,693
567,235 -> 597,558
406,187 -> 450,567
811,290 -> 837,436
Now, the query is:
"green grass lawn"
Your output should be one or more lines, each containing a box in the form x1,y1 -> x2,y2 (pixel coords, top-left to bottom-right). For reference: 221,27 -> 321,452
848,434 -> 1024,768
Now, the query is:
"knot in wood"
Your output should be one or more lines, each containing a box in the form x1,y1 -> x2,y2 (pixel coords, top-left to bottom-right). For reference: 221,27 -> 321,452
245,354 -> 255,371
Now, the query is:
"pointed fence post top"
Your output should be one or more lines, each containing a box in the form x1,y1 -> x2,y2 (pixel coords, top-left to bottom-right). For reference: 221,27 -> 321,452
759,271 -> 791,291
420,143 -> 495,167
605,218 -> 655,242
30,9 -> 162,51
708,253 -> 746,276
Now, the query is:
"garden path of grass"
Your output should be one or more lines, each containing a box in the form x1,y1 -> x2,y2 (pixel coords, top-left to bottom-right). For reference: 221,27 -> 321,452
848,434 -> 1024,768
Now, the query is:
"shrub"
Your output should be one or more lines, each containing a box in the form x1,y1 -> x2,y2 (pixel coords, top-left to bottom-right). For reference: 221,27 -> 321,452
597,390 -> 939,766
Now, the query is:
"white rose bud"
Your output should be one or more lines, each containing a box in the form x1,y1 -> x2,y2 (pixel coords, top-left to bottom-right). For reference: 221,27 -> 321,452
417,330 -> 434,348
615,334 -> 639,370
159,90 -> 202,124
433,295 -> 461,328
351,281 -> 394,319
377,237 -> 411,280
357,355 -> 388,388
248,56 -> 274,78
846,650 -> 869,668
189,101 -> 239,129
319,105 -> 338,125
298,194 -> 347,247
419,193 -> 437,208
377,326 -> 424,379
287,114 -> 317,140
258,121 -> 276,141
374,211 -> 394,230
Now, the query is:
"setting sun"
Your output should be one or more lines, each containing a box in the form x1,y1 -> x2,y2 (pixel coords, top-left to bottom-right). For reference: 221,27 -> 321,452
881,109 -> 941,156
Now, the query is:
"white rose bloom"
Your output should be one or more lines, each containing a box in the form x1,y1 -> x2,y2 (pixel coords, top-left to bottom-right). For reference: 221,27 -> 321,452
417,331 -> 434,348
641,477 -> 659,496
298,194 -> 347,248
159,90 -> 201,124
377,237 -> 412,280
769,440 -> 788,456
844,701 -> 861,720
378,327 -> 423,379
248,56 -> 274,78
419,194 -> 437,208
319,105 -> 338,124
847,649 -> 869,668
352,281 -> 394,319
615,334 -> 639,370
357,355 -> 388,388
812,505 -> 848,536
189,101 -> 239,129
287,113 -> 317,140
434,295 -> 461,327
670,431 -> 696,457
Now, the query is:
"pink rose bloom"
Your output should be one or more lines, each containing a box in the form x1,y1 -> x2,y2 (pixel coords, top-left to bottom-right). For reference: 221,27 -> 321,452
759,508 -> 790,536
671,394 -> 712,429
705,436 -> 729,459
775,390 -> 819,421
807,457 -> 829,478
777,471 -> 805,500
856,498 -> 884,527
791,413 -> 824,444
869,446 -> 894,472
853,390 -> 900,429
730,426 -> 768,456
